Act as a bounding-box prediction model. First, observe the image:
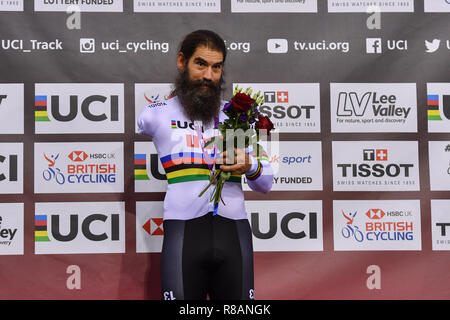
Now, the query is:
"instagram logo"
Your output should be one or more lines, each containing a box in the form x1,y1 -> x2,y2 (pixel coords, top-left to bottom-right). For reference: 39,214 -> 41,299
80,38 -> 95,53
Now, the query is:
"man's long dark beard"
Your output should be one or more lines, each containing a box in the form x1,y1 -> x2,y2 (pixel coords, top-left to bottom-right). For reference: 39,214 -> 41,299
174,68 -> 224,126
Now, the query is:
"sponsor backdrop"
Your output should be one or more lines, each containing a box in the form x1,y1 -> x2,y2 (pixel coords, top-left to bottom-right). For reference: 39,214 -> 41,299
0,0 -> 449,300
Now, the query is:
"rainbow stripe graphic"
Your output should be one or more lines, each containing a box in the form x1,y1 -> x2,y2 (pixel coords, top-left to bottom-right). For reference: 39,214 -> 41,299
160,152 -> 241,184
134,154 -> 149,180
35,215 -> 51,242
427,94 -> 442,120
35,95 -> 51,122
171,120 -> 177,129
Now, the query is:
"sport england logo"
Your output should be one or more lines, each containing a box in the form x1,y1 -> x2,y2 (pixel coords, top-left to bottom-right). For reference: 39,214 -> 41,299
245,200 -> 323,252
332,141 -> 420,191
34,83 -> 124,134
334,200 -> 421,251
427,83 -> 450,132
234,83 -> 320,133
243,141 -> 323,191
34,142 -> 124,194
0,84 -> 23,134
331,83 -> 417,132
34,202 -> 125,254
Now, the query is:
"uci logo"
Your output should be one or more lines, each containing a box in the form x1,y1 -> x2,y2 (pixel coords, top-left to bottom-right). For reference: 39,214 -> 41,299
40,94 -> 119,122
0,154 -> 18,182
250,212 -> 317,240
43,213 -> 120,242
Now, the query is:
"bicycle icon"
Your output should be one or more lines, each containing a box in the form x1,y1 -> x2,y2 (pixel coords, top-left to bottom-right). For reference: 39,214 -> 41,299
42,153 -> 65,185
341,210 -> 364,243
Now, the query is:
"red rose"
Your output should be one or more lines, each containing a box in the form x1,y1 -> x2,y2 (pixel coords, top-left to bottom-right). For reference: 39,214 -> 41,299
231,93 -> 255,113
256,115 -> 274,134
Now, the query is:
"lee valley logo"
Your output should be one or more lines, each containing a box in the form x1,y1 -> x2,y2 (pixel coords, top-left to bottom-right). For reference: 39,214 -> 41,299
333,200 -> 421,251
34,142 -> 124,194
34,202 -> 125,254
234,83 -> 320,133
0,203 -> 24,256
332,141 -> 420,191
35,83 -> 124,134
331,83 -> 417,132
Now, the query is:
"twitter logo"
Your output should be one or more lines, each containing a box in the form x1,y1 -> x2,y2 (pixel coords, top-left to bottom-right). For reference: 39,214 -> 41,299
425,39 -> 441,53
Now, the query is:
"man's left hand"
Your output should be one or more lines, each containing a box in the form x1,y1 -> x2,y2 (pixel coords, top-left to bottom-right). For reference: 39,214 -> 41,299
216,148 -> 251,175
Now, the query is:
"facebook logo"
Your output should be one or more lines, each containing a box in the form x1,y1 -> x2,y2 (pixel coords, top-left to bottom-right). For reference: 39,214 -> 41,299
366,38 -> 382,54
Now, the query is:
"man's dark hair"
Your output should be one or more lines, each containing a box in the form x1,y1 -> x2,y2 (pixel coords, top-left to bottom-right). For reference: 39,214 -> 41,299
178,30 -> 227,63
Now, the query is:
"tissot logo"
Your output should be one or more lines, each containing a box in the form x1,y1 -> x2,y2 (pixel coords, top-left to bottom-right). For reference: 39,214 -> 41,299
333,141 -> 420,191
328,0 -> 414,12
35,84 -> 124,134
34,202 -> 125,254
235,83 -> 320,133
431,200 -> 450,250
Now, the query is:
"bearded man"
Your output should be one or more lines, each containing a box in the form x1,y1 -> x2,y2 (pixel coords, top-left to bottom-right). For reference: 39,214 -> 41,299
138,30 -> 273,300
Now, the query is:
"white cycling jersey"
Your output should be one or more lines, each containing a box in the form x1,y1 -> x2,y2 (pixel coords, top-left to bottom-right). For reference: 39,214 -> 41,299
137,96 -> 273,220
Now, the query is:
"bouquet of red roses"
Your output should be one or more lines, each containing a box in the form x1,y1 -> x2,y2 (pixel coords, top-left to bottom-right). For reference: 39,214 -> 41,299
198,85 -> 274,215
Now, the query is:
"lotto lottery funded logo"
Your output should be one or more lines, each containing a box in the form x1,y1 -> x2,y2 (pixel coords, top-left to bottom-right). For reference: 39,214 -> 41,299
245,200 -> 323,252
34,83 -> 124,134
34,202 -> 125,255
331,83 -> 417,133
334,200 -> 421,251
424,0 -> 450,12
234,83 -> 320,133
34,0 -> 123,12
34,142 -> 124,194
332,141 -> 420,191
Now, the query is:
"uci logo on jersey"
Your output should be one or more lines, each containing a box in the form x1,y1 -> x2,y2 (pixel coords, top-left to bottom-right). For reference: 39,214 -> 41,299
170,120 -> 204,131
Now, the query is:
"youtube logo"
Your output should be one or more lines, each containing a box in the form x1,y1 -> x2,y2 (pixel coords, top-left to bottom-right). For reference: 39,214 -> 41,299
267,39 -> 288,53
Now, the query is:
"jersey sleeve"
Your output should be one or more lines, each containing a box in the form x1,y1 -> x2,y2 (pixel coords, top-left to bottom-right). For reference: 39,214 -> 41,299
245,144 -> 273,194
137,102 -> 162,138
